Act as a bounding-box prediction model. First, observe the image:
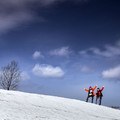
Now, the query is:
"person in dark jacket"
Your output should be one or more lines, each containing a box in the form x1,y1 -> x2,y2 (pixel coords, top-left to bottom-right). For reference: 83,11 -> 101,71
84,85 -> 97,103
96,86 -> 104,105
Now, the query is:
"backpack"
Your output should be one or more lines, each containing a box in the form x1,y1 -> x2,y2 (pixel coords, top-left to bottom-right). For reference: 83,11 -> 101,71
97,90 -> 103,97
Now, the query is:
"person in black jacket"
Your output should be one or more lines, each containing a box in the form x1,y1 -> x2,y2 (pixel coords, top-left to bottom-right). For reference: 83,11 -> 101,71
96,86 -> 104,105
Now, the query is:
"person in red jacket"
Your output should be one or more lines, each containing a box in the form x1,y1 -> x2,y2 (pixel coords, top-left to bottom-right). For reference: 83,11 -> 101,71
96,86 -> 104,105
84,85 -> 97,103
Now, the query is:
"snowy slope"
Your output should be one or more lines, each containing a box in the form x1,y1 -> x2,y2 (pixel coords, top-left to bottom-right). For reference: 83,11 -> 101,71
0,90 -> 120,120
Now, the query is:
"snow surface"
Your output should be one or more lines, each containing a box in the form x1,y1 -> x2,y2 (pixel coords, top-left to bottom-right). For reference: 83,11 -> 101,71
0,90 -> 120,120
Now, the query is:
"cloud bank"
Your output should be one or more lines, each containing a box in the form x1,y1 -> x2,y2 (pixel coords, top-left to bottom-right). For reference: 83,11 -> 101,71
33,51 -> 44,59
0,0 -> 88,34
79,40 -> 120,57
102,66 -> 120,80
32,64 -> 64,78
49,47 -> 72,57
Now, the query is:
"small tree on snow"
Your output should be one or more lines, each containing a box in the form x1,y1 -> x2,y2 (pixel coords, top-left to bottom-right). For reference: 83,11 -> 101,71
0,61 -> 21,90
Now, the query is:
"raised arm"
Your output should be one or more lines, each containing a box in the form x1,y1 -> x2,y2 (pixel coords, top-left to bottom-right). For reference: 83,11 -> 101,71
101,86 -> 104,91
84,88 -> 89,92
93,85 -> 97,91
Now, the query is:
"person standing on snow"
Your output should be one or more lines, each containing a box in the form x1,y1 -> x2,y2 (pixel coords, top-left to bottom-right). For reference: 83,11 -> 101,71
96,86 -> 104,105
84,85 -> 97,103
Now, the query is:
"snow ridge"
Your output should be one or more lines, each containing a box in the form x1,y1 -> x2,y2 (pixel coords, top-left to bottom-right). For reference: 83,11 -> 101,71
0,90 -> 120,120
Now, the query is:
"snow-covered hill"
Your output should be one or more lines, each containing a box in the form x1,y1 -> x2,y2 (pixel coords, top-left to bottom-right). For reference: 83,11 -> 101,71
0,90 -> 120,120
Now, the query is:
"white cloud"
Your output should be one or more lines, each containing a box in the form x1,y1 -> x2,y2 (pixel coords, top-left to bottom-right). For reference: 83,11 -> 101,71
0,13 -> 34,33
49,47 -> 72,57
80,66 -> 92,73
116,40 -> 120,46
79,40 -> 120,57
89,47 -> 112,57
0,0 -> 88,34
21,72 -> 30,80
79,50 -> 87,55
32,64 -> 65,78
33,51 -> 44,59
0,0 -> 40,33
102,66 -> 120,79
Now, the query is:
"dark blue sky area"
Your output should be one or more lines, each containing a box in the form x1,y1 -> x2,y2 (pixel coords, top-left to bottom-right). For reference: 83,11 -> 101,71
1,0 -> 120,51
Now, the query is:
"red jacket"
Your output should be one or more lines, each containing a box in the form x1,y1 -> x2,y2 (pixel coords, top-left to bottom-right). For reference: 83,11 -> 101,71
84,85 -> 97,96
96,87 -> 104,97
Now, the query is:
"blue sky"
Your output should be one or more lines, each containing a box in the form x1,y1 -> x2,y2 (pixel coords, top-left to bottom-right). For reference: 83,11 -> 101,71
0,0 -> 120,106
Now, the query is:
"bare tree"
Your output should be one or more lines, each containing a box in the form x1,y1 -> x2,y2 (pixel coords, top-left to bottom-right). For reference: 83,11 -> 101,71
0,61 -> 21,90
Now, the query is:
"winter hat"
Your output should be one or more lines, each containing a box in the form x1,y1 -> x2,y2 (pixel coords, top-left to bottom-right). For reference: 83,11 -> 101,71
89,86 -> 92,88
